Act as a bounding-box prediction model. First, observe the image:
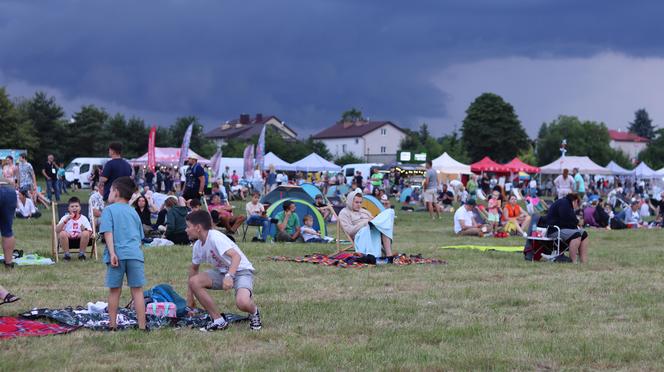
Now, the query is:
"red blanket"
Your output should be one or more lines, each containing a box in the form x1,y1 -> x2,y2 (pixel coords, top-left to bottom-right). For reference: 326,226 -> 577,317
270,253 -> 446,268
0,316 -> 78,339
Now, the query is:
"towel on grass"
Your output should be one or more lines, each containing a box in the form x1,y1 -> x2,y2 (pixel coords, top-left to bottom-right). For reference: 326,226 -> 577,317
0,316 -> 78,339
441,245 -> 523,252
0,254 -> 54,266
271,252 -> 446,268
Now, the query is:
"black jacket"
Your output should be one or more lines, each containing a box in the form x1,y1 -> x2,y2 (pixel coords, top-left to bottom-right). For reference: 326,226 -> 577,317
544,197 -> 578,229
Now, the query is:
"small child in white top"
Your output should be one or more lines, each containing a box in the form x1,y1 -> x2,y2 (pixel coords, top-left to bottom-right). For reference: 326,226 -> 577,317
301,215 -> 333,243
55,197 -> 92,260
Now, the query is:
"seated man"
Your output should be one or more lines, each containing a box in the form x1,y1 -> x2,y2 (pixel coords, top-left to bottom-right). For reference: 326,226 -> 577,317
313,194 -> 333,221
544,193 -> 589,263
55,196 -> 92,260
453,199 -> 484,237
15,189 -> 41,219
274,200 -> 301,242
503,195 -> 531,237
339,190 -> 395,257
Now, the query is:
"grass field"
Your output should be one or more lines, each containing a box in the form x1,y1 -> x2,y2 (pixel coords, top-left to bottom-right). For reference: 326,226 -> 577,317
2,188 -> 664,370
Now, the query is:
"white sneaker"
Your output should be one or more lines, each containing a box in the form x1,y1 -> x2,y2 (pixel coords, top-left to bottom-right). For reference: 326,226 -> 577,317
522,232 -> 528,238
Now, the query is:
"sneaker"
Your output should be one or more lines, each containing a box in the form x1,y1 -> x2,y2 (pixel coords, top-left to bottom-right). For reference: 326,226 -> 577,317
78,254 -> 86,261
251,237 -> 259,242
63,254 -> 71,261
200,318 -> 229,332
249,309 -> 262,331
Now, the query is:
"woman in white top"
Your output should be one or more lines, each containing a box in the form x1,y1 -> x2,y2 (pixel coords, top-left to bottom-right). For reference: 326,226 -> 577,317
15,190 -> 41,218
553,169 -> 575,199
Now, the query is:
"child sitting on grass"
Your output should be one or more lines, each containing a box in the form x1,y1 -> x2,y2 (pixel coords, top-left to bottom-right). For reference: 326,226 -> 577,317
185,210 -> 262,331
55,196 -> 92,261
100,176 -> 147,331
301,215 -> 333,243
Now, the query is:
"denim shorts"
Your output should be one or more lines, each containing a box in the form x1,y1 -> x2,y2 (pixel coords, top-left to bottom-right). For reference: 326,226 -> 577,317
0,186 -> 17,238
106,259 -> 146,288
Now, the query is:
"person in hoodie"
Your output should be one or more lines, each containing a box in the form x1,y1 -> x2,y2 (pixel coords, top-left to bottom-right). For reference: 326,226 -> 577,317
544,193 -> 589,263
163,195 -> 190,244
338,190 -> 395,258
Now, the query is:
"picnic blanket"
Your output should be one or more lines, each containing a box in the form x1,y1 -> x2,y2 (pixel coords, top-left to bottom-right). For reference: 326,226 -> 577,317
270,252 -> 446,268
0,316 -> 78,339
0,254 -> 54,266
441,245 -> 523,252
20,307 -> 248,331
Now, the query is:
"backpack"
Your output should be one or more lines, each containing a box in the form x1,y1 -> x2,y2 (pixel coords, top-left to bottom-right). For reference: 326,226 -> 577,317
143,284 -> 187,317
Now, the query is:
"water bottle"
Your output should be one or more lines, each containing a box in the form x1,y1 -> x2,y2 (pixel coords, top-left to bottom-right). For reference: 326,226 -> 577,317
376,257 -> 388,265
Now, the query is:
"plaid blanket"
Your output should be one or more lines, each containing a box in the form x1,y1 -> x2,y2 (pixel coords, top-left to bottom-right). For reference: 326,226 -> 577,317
270,252 -> 446,268
0,316 -> 78,339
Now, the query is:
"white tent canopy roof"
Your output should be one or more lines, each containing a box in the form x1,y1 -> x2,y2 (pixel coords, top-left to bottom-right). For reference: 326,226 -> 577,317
606,161 -> 633,176
262,152 -> 296,171
431,152 -> 472,174
632,162 -> 664,178
130,147 -> 209,166
539,156 -> 611,175
292,153 -> 341,172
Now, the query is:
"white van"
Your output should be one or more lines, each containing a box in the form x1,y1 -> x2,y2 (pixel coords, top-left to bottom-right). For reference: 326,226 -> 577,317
64,157 -> 110,188
341,163 -> 383,185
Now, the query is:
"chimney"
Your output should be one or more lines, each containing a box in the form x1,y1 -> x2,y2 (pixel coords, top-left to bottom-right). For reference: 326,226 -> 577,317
255,113 -> 263,123
239,113 -> 250,124
342,121 -> 354,129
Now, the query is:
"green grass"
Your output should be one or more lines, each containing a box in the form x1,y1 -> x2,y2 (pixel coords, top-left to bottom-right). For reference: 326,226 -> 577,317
2,188 -> 664,370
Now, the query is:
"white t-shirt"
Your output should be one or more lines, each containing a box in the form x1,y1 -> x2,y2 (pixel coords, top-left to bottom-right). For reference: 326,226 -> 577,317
301,226 -> 319,241
192,229 -> 254,272
453,207 -> 475,234
529,179 -> 537,189
16,197 -> 37,217
58,214 -> 92,238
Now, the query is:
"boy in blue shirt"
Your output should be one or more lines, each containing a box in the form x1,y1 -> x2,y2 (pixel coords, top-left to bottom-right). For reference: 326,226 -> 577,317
100,176 -> 147,330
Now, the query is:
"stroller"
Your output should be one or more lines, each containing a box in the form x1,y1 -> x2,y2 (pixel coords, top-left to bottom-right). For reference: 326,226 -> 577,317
523,214 -> 572,263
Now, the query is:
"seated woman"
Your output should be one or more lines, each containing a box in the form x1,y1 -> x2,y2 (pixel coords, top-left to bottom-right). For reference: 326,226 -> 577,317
208,195 -> 245,234
544,193 -> 589,263
163,196 -> 189,244
503,195 -> 531,237
15,189 -> 41,219
134,195 -> 157,236
339,190 -> 395,258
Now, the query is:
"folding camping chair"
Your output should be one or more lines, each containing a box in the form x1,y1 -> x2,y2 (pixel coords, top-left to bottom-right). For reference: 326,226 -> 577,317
523,213 -> 565,262
242,219 -> 265,242
50,201 -> 98,262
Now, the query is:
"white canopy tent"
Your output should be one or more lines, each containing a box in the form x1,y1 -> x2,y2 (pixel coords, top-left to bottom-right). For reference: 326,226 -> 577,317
262,152 -> 296,171
632,162 -> 664,178
214,157 -> 244,179
130,147 -> 210,166
431,152 -> 472,174
292,153 -> 341,172
606,161 -> 633,176
539,156 -> 611,175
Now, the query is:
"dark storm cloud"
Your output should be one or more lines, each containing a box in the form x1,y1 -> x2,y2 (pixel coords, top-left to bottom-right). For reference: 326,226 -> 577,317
1,0 -> 664,134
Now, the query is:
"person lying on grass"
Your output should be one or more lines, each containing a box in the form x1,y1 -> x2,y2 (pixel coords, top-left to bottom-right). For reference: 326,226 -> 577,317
100,176 -> 147,331
185,210 -> 262,331
55,196 -> 92,261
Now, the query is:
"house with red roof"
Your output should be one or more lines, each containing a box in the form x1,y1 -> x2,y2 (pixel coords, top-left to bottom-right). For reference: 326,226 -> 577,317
608,129 -> 648,160
205,113 -> 298,148
312,120 -> 406,163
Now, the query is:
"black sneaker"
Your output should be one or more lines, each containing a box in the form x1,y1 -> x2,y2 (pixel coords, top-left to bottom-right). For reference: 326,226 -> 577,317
251,237 -> 259,242
200,319 -> 229,332
63,254 -> 71,261
78,254 -> 86,261
249,309 -> 262,331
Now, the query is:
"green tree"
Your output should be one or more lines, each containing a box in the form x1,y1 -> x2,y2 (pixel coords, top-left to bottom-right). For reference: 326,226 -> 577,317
335,152 -> 365,166
304,136 -> 332,160
171,116 -> 216,158
535,115 -> 616,166
67,105 -> 109,159
638,128 -> 664,169
399,123 -> 444,160
0,88 -> 39,158
438,131 -> 470,163
460,93 -> 529,163
124,117 -> 150,158
21,91 -> 65,161
628,108 -> 656,140
341,108 -> 364,122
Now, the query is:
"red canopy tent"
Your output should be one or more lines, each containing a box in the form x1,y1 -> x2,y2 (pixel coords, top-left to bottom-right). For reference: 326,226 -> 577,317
470,156 -> 510,173
503,158 -> 540,173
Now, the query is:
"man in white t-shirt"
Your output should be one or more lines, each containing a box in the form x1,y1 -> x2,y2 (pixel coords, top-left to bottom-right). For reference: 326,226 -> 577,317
55,197 -> 92,260
185,210 -> 262,332
453,199 -> 483,236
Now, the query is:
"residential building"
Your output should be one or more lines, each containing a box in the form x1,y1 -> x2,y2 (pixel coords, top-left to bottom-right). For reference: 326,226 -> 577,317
608,129 -> 648,161
205,113 -> 297,148
312,120 -> 406,163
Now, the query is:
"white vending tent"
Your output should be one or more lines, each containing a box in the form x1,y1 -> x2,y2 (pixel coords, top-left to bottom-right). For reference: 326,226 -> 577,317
632,162 -> 664,178
606,161 -> 633,176
431,152 -> 472,174
540,156 -> 611,175
130,147 -> 210,166
215,157 -> 244,178
292,153 -> 341,172
262,152 -> 296,171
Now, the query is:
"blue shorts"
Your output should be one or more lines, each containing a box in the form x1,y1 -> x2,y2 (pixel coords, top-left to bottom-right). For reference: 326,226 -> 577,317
0,186 -> 17,238
106,259 -> 146,288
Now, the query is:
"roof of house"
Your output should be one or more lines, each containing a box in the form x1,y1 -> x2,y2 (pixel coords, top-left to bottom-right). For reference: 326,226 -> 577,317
608,129 -> 649,143
205,114 -> 297,140
312,120 -> 405,140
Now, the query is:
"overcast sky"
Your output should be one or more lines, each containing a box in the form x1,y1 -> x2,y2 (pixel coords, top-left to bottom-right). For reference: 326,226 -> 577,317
2,0 -> 663,137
